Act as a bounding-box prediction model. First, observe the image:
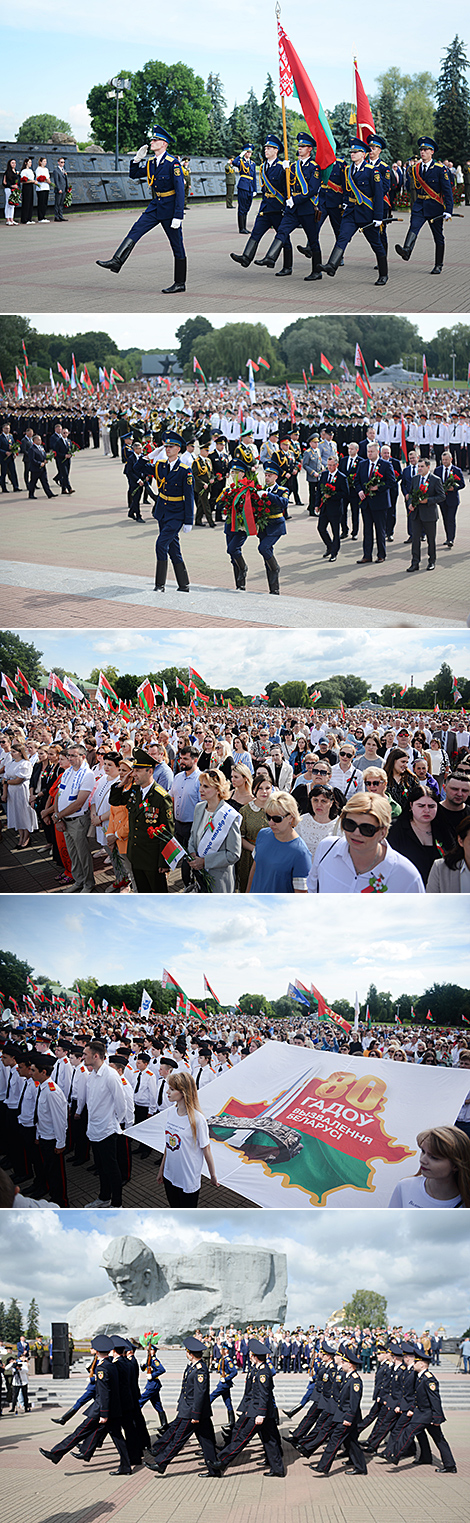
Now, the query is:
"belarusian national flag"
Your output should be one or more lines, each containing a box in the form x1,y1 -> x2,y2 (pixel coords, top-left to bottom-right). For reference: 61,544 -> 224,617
162,968 -> 185,994
374,360 -> 384,369
310,982 -> 352,1033
320,353 -> 333,373
354,58 -> 375,140
203,975 -> 220,1004
1,672 -> 18,701
161,836 -> 187,868
426,1008 -> 434,1023
257,355 -> 270,368
423,354 -> 429,394
137,678 -> 155,715
98,671 -> 119,704
277,21 -> 336,172
16,667 -> 31,695
193,356 -> 207,385
400,416 -> 408,465
399,684 -> 407,697
188,666 -> 205,686
176,676 -> 189,693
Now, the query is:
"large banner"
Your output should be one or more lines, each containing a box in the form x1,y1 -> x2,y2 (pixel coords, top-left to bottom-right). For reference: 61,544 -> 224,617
126,1042 -> 469,1209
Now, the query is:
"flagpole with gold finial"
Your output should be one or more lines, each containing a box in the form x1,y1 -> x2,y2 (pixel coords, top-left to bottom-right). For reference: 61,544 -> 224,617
275,2 -> 290,199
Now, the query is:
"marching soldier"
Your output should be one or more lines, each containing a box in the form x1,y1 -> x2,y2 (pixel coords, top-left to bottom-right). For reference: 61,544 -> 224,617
143,1336 -> 222,1476
311,1344 -> 367,1477
218,1337 -> 285,1476
210,1340 -> 238,1428
96,124 -> 187,293
297,156 -> 347,268
322,138 -> 386,284
233,144 -> 257,232
139,1342 -> 168,1430
152,429 -> 194,593
193,430 -> 215,526
39,1335 -> 131,1473
389,1343 -> 457,1472
366,133 -> 392,255
255,132 -> 322,280
258,464 -> 288,593
230,135 -> 292,275
395,136 -> 453,273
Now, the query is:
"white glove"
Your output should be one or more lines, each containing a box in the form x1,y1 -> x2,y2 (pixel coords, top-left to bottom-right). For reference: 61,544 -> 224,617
373,220 -> 382,227
182,524 -> 192,533
133,144 -> 148,162
171,217 -> 182,229
444,212 -> 452,220
286,196 -> 294,208
283,159 -> 290,169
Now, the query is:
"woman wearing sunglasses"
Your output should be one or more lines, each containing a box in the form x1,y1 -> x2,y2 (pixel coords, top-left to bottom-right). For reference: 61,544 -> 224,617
307,792 -> 426,893
247,792 -> 311,893
296,782 -> 344,864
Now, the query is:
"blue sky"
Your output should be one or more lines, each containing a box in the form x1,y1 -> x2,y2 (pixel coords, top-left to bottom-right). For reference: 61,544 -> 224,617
16,627 -> 470,691
2,1209 -> 469,1333
2,2 -> 467,141
1,896 -> 468,1004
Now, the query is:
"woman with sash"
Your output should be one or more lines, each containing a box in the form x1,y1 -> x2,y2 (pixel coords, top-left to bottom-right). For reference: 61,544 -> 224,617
187,769 -> 241,892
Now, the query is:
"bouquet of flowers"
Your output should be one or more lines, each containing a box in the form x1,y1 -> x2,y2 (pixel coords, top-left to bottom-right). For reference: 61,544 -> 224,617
63,187 -> 73,209
362,470 -> 383,498
409,480 -> 429,508
218,471 -> 266,535
68,442 -> 80,455
443,471 -> 458,494
9,184 -> 21,206
319,480 -> 338,508
10,441 -> 21,457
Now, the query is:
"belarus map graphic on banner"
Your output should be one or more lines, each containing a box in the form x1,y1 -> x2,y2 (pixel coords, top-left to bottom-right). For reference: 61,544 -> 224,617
127,1043 -> 469,1209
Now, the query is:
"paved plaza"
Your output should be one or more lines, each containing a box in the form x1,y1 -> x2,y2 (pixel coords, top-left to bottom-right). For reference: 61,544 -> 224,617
0,449 -> 467,627
1,202 -> 469,314
1,1389 -> 468,1523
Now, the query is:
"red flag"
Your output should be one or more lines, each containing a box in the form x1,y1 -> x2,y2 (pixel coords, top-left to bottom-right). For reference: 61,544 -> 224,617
277,21 -> 336,171
310,362 -> 314,377
257,355 -> 270,369
320,353 -> 333,373
302,369 -> 308,387
354,58 -> 375,141
422,354 -> 429,394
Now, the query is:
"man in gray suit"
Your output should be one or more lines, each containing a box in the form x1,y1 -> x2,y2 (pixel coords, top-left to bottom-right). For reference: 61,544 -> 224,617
52,157 -> 69,221
406,455 -> 445,572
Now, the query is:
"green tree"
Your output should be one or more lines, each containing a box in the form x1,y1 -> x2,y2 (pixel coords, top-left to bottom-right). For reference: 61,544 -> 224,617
330,998 -> 355,1022
176,317 -> 213,368
26,1299 -> 41,1339
236,993 -> 274,1020
186,322 -> 283,383
426,323 -> 470,383
0,950 -> 33,1005
434,37 -> 470,164
341,675 -> 371,707
244,87 -> 260,147
343,1289 -> 388,1329
4,1298 -> 23,1342
278,315 -> 423,379
206,73 -> 228,155
258,74 -> 281,146
0,1302 -> 5,1338
0,632 -> 43,687
88,665 -> 119,688
280,680 -> 311,708
328,101 -> 354,156
132,60 -> 211,153
74,976 -> 99,1005
372,69 -> 436,161
227,103 -> 251,154
16,114 -> 72,144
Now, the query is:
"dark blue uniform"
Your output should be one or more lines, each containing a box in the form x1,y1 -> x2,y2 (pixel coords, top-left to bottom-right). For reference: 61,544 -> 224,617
232,159 -> 292,272
123,449 -> 147,518
355,457 -> 397,561
258,484 -> 287,592
335,161 -> 384,255
128,151 -> 185,261
153,456 -> 194,588
219,1363 -> 284,1476
210,1350 -> 238,1419
267,155 -> 322,265
367,156 -> 392,253
317,158 -> 347,242
233,153 -> 257,231
139,1353 -> 167,1426
405,158 -> 453,265
147,1357 -> 220,1474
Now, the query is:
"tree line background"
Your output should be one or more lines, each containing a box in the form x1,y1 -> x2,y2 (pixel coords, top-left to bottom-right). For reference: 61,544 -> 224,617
2,313 -> 470,389
15,38 -> 470,167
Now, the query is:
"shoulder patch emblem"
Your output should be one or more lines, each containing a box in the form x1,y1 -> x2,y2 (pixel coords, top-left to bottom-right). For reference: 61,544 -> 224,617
374,171 -> 381,180
48,1081 -> 55,1090
198,1373 -> 204,1382
98,1371 -> 104,1379
354,1381 -> 360,1391
259,1372 -> 266,1382
429,1382 -> 436,1390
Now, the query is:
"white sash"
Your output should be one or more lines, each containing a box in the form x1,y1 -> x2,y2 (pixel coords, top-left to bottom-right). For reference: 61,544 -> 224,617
196,802 -> 237,857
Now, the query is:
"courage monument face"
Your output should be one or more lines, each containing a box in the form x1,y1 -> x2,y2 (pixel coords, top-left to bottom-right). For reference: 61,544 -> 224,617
68,1234 -> 288,1340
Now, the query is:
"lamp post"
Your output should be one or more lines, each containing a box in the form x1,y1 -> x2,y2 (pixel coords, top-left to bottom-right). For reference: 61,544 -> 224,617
450,349 -> 456,387
106,76 -> 132,171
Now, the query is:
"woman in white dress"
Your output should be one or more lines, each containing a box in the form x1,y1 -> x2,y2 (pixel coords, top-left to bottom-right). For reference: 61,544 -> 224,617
4,743 -> 38,846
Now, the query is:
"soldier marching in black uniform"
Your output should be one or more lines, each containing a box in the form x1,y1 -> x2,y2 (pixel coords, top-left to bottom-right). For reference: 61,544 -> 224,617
143,1336 -> 222,1476
218,1337 -> 285,1476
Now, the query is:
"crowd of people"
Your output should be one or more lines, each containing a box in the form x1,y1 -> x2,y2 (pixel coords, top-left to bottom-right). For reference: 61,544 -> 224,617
1,699 -> 470,895
2,155 -> 70,224
1,376 -> 469,589
5,1321 -> 461,1479
1,990 -> 469,1210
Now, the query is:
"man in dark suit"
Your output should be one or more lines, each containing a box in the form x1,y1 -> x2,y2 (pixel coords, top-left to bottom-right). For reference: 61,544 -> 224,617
406,457 -> 444,571
355,443 -> 396,563
434,449 -> 464,547
20,427 -> 34,489
52,158 -> 69,221
317,456 -> 349,561
380,443 -> 402,540
400,448 -> 421,542
28,437 -> 57,499
0,427 -> 20,493
49,422 -> 71,493
339,441 -> 361,537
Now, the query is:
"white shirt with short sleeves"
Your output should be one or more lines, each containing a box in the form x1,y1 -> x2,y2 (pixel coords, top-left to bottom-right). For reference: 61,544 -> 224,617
163,1104 -> 210,1191
388,1176 -> 461,1208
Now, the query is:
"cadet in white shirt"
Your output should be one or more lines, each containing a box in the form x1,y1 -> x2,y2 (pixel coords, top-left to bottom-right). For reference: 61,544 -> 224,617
30,1052 -> 68,1206
82,1040 -> 127,1207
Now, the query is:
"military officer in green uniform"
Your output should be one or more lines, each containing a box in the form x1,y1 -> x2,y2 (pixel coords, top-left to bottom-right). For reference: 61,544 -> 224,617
225,159 -> 236,208
126,749 -> 175,893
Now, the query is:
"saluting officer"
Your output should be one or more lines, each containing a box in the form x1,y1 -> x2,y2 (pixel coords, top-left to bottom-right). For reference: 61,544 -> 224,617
233,144 -> 257,233
230,135 -> 292,276
96,124 -> 187,293
396,136 -> 453,273
152,430 -> 194,593
256,132 -> 322,280
322,138 -> 386,284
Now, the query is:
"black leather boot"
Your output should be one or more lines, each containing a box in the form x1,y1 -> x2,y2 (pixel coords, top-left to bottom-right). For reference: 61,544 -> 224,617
154,557 -> 167,592
162,256 -> 186,293
431,241 -> 444,273
297,243 -> 312,258
96,235 -> 135,273
304,250 -> 322,281
395,228 -> 417,261
275,244 -> 293,277
265,554 -> 280,594
174,559 -> 190,592
255,235 -> 284,268
232,553 -> 247,589
375,251 -> 388,286
321,242 -> 344,276
230,235 -> 258,267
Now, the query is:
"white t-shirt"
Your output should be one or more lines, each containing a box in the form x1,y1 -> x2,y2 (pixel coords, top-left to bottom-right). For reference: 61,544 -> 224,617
163,1104 -> 210,1192
388,1175 -> 461,1208
57,763 -> 95,818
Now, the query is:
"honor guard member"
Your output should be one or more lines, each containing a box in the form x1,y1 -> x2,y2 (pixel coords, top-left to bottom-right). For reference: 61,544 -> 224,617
435,449 -> 464,548
312,1344 -> 367,1477
218,1337 -> 285,1476
396,137 -> 453,273
297,156 -> 347,268
322,138 -> 386,284
233,425 -> 258,473
256,133 -> 322,280
384,1341 -> 418,1460
40,1335 -> 131,1473
233,144 -> 257,233
225,158 -> 236,208
317,456 -> 350,562
139,1342 -> 168,1429
389,1343 -> 457,1472
210,1341 -> 238,1427
51,1355 -> 98,1427
152,430 -> 194,593
230,135 -> 292,275
97,124 -> 187,293
193,430 -> 215,526
366,133 -> 392,254
30,1051 -> 68,1207
287,1339 -> 335,1446
258,465 -> 287,593
126,749 -> 175,893
143,1336 -> 222,1476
